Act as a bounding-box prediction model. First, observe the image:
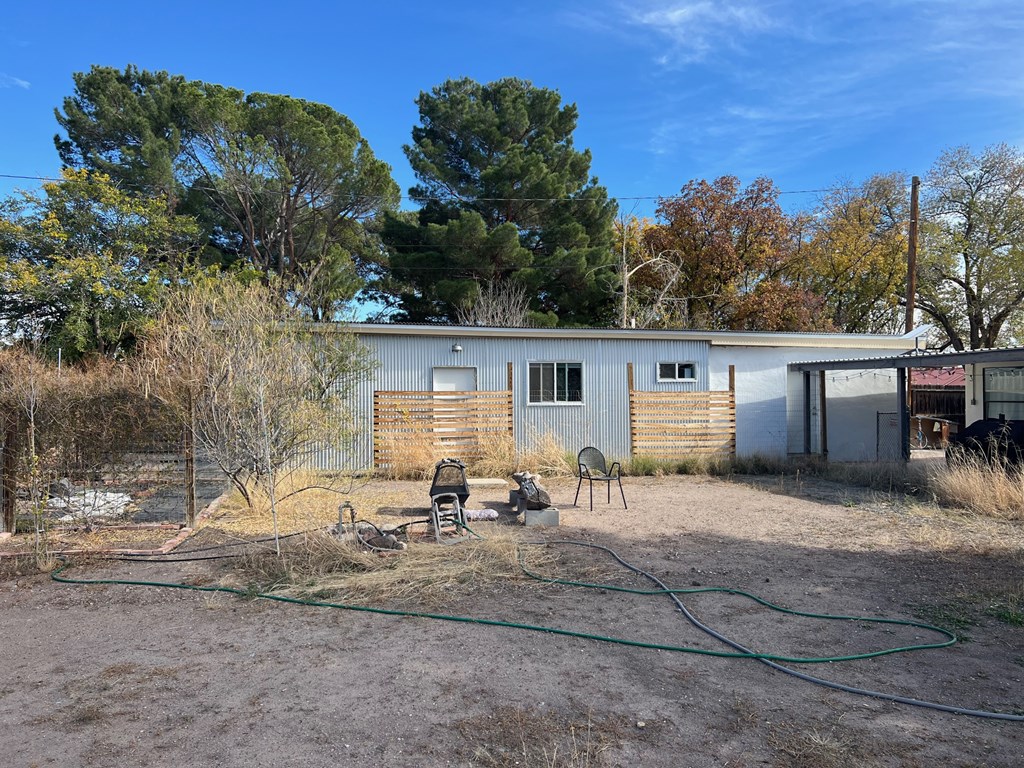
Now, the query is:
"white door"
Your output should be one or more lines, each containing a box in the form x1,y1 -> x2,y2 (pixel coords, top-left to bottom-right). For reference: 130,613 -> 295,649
432,367 -> 477,393
432,367 -> 477,439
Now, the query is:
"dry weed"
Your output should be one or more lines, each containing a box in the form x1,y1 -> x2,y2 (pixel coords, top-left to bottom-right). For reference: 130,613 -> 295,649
458,705 -> 621,768
928,460 -> 1024,520
207,470 -> 404,536
236,529 -> 561,607
376,431 -> 444,480
516,431 -> 574,478
377,429 -> 574,481
768,726 -> 855,768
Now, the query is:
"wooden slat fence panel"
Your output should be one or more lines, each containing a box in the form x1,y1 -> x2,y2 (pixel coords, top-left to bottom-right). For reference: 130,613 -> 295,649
629,389 -> 736,458
373,390 -> 513,468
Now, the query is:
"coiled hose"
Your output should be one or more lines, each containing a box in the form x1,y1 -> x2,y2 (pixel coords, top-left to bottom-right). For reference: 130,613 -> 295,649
51,533 -> 1024,722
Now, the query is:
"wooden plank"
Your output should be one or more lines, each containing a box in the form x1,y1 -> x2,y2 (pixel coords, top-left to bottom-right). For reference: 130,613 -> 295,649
373,389 -> 515,468
627,386 -> 736,459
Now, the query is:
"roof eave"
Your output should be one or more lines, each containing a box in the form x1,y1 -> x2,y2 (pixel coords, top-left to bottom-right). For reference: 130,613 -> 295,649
331,322 -> 925,350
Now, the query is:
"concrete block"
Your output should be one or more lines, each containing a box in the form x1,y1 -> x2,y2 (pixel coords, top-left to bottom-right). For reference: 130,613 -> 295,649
524,507 -> 559,527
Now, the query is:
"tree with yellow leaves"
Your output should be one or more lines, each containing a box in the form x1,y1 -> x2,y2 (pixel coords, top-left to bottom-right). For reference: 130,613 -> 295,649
795,173 -> 908,334
0,170 -> 200,359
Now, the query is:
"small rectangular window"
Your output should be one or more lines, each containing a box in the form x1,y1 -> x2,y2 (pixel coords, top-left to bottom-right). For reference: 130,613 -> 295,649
528,362 -> 583,403
658,362 -> 696,382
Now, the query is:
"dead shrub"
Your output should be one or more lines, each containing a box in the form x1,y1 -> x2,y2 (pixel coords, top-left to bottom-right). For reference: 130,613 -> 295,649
0,349 -> 176,540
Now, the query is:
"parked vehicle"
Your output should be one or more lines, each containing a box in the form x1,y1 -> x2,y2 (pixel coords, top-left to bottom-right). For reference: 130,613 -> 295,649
945,418 -> 1024,466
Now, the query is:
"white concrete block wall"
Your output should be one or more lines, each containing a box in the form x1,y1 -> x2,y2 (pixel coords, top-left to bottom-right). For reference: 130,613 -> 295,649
710,345 -> 904,461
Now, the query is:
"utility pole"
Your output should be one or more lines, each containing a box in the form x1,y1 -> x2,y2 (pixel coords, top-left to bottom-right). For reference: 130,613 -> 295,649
621,220 -> 630,328
904,175 -> 920,333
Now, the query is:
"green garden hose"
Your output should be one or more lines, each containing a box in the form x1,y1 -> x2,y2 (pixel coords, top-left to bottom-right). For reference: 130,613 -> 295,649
50,534 -> 1024,722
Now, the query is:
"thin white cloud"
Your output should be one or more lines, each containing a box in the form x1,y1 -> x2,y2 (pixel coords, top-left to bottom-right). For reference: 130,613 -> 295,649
606,0 -> 1024,172
0,73 -> 30,89
626,1 -> 782,64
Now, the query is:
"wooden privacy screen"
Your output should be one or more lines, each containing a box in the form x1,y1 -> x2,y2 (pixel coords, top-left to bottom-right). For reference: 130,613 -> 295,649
373,390 -> 514,468
628,364 -> 736,458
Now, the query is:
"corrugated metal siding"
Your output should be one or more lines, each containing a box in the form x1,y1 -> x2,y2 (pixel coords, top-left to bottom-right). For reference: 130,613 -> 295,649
324,333 -> 709,470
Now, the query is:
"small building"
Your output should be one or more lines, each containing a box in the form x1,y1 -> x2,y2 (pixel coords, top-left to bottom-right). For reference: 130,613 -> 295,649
910,368 -> 965,447
319,323 -> 926,471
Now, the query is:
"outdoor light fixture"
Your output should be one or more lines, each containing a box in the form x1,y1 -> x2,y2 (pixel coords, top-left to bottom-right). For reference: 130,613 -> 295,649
451,343 -> 463,353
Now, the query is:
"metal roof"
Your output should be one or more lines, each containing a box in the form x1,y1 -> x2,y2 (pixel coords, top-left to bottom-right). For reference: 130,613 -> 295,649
328,321 -> 929,350
790,346 -> 1024,372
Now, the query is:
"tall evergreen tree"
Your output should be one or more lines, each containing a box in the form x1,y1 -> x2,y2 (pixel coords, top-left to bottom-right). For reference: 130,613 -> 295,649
53,65 -> 399,319
55,66 -> 195,208
380,77 -> 618,326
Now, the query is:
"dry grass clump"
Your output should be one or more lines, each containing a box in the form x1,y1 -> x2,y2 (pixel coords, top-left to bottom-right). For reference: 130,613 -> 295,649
514,431 -> 575,478
377,430 -> 574,481
822,460 -> 929,495
929,458 -> 1024,520
458,705 -> 621,768
768,727 -> 854,768
235,529 -> 561,607
376,431 -> 443,480
208,470 -> 409,536
470,430 -> 575,478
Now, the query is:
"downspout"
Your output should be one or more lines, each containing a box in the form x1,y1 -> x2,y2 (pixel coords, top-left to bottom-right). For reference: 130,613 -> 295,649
803,371 -> 812,455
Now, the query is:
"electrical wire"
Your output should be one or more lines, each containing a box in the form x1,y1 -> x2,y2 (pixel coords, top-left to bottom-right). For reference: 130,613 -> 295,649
0,172 -> 834,201
117,527 -> 318,557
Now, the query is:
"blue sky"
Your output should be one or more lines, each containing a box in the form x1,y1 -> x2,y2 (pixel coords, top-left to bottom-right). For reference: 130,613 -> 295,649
1,1 -> 1022,215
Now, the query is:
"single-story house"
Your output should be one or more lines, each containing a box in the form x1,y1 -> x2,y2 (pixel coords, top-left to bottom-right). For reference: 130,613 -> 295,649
316,323 -> 929,471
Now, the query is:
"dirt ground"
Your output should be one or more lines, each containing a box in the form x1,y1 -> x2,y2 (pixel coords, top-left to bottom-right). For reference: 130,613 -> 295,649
2,474 -> 1023,767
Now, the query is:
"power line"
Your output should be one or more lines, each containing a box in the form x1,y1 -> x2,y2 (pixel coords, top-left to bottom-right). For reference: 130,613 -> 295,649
0,171 -> 843,201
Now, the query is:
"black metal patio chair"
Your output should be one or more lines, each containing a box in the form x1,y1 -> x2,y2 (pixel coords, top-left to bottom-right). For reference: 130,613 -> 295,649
574,447 -> 627,511
428,458 -> 470,544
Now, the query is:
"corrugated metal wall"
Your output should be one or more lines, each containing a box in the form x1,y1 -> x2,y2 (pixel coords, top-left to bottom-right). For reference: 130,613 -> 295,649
326,332 -> 710,471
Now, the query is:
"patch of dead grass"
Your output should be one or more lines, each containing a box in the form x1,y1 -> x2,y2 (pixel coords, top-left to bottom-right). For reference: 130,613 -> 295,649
767,722 -> 921,768
233,529 -> 561,607
376,430 -> 574,481
928,460 -> 1024,520
206,471 -> 409,537
456,705 -> 624,768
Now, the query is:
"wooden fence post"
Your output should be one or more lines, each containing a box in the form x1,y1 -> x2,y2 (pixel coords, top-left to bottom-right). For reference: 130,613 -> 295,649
184,393 -> 196,528
507,362 -> 514,440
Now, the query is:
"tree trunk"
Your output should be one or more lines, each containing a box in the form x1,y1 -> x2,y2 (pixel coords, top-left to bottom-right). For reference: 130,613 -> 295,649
1,418 -> 19,534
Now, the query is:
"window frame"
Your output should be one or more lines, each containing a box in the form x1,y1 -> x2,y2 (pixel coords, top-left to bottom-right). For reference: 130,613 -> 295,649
983,365 -> 1024,421
527,361 -> 584,405
657,361 -> 698,383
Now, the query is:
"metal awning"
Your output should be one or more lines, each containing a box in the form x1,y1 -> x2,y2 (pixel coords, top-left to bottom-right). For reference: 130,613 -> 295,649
790,346 -> 1024,373
789,346 -> 1024,463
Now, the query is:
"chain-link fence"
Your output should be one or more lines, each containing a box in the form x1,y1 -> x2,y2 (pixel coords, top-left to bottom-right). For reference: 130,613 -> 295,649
1,354 -> 224,532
